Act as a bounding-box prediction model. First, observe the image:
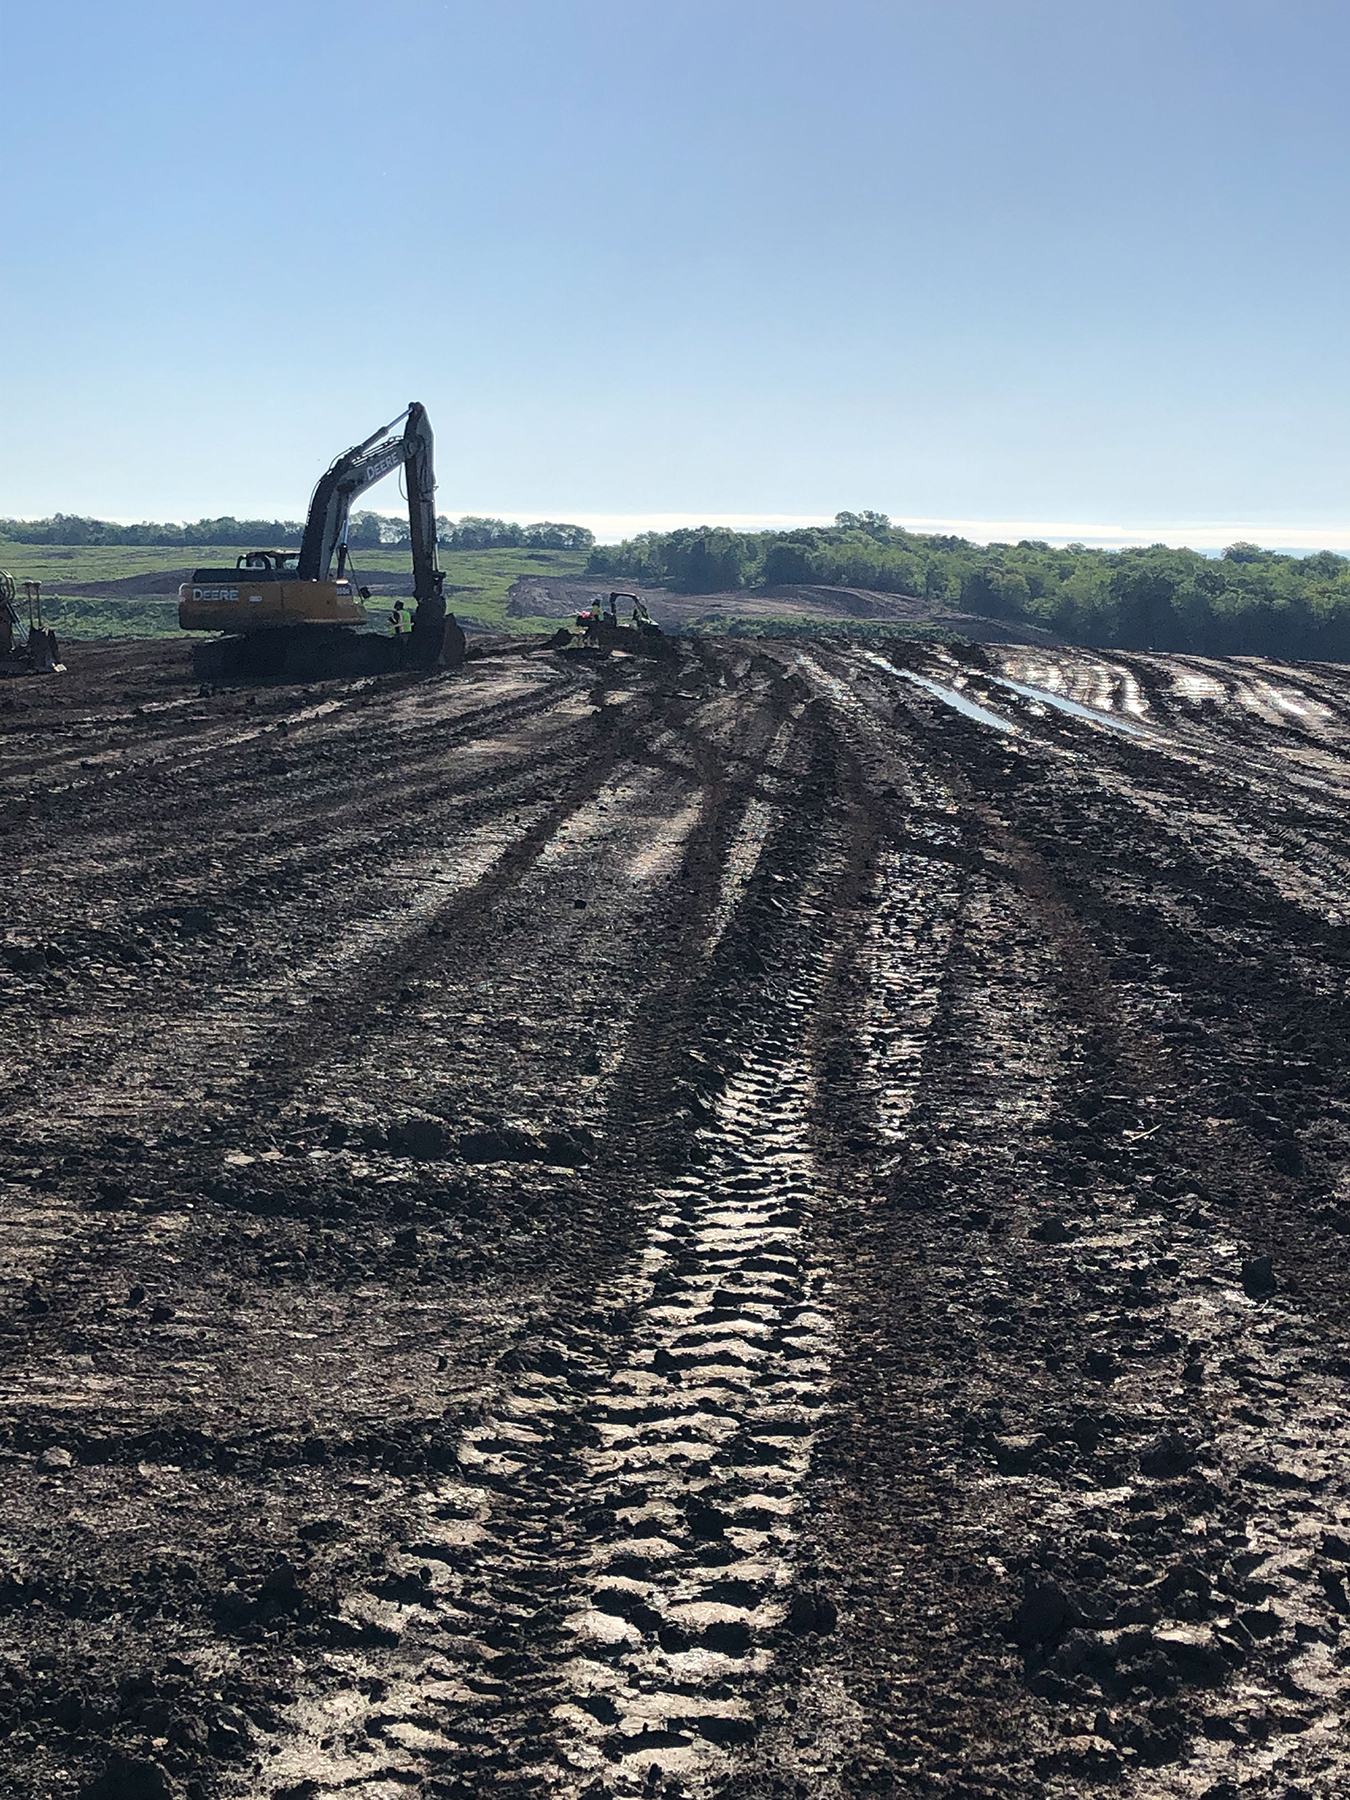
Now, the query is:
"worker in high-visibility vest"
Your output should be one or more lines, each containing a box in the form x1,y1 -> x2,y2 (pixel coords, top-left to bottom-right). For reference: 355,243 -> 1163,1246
390,599 -> 412,636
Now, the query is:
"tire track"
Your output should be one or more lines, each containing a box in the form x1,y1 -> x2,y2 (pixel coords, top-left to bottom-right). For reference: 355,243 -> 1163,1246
258,700 -> 854,1800
543,1031 -> 834,1794
2,680 -> 629,1140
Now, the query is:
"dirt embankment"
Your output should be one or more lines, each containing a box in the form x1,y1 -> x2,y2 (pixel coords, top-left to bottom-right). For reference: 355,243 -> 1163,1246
56,571 -> 198,598
507,574 -> 1065,644
2,638 -> 1350,1799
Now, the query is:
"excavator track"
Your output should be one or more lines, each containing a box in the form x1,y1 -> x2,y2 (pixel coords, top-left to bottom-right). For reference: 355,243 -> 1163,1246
193,604 -> 450,681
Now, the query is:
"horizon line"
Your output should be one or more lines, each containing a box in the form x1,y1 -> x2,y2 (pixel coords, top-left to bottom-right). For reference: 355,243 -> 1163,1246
19,509 -> 1350,555
541,513 -> 1350,552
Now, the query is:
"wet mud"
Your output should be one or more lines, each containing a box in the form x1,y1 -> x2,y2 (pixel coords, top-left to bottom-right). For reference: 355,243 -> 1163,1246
4,637 -> 1350,1799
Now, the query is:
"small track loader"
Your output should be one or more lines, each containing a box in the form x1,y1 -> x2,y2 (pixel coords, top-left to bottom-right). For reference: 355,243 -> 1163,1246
572,591 -> 667,657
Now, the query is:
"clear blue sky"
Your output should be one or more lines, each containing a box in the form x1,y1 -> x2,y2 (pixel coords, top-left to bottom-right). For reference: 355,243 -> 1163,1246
5,0 -> 1350,544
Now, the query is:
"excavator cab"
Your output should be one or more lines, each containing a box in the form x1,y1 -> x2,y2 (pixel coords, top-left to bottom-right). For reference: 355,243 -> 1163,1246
238,551 -> 299,574
179,550 -> 366,633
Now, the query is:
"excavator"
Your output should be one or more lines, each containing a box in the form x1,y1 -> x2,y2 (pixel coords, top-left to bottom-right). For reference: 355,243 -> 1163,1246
179,402 -> 451,675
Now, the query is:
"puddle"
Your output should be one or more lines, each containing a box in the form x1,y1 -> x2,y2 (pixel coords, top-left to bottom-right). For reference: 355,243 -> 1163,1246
989,675 -> 1147,736
864,657 -> 1017,733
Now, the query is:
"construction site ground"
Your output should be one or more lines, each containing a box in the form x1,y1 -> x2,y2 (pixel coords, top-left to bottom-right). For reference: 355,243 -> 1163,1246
504,577 -> 1064,646
4,633 -> 1350,1800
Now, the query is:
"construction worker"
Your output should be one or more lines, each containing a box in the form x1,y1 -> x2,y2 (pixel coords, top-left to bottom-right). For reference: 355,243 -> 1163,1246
389,599 -> 411,637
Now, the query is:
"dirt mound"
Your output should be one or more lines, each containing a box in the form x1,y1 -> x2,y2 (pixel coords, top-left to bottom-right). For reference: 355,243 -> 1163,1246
507,573 -> 1064,644
507,574 -> 674,620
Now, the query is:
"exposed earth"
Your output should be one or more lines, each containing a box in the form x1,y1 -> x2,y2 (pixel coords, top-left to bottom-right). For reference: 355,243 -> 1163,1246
505,577 -> 1065,646
3,633 -> 1350,1800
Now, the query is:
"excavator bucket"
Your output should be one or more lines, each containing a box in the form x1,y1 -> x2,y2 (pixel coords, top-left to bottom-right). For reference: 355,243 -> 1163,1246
30,629 -> 62,675
408,593 -> 447,668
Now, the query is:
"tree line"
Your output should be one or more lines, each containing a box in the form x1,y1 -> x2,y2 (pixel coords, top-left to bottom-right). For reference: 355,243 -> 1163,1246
586,513 -> 1350,657
0,513 -> 594,553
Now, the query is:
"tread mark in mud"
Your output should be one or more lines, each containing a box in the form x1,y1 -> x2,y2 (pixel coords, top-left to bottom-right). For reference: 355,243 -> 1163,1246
265,1038 -> 837,1800
859,847 -> 964,1159
261,722 -> 849,1799
20,642 -> 1350,1800
544,1037 -> 832,1792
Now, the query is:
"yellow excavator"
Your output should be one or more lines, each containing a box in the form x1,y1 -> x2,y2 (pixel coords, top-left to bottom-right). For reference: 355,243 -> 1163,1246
179,402 -> 449,673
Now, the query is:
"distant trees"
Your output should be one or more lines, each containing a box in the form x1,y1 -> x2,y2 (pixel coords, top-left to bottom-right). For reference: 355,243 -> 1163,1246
439,516 -> 515,549
12,503 -> 1350,657
0,512 -> 595,554
660,528 -> 762,591
586,518 -> 1350,658
347,511 -> 409,548
588,527 -> 768,592
961,564 -> 1032,619
760,529 -> 923,593
0,513 -> 306,548
834,509 -> 892,536
523,521 -> 595,550
437,516 -> 594,551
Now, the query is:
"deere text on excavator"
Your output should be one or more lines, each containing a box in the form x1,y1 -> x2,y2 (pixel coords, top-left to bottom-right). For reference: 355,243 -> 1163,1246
179,403 -> 452,676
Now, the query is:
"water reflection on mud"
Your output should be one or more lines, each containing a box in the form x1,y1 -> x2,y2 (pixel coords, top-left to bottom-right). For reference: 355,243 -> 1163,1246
864,656 -> 1017,733
989,674 -> 1147,736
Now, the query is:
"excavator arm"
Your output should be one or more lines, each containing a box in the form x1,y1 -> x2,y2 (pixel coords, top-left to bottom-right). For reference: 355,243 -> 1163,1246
401,404 -> 447,660
296,401 -> 446,662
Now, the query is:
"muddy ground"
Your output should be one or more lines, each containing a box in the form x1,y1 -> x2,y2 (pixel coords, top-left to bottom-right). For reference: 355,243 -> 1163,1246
3,634 -> 1350,1800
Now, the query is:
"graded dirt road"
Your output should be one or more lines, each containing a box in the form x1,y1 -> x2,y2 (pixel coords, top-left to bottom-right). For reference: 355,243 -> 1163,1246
4,635 -> 1350,1800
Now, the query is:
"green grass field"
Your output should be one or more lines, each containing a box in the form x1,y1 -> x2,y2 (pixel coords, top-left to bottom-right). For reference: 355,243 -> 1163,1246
0,542 -> 591,640
0,545 -> 213,584
38,599 -> 184,641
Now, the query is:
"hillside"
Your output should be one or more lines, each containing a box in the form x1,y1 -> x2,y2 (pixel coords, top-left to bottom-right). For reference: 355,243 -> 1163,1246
508,573 -> 1067,644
